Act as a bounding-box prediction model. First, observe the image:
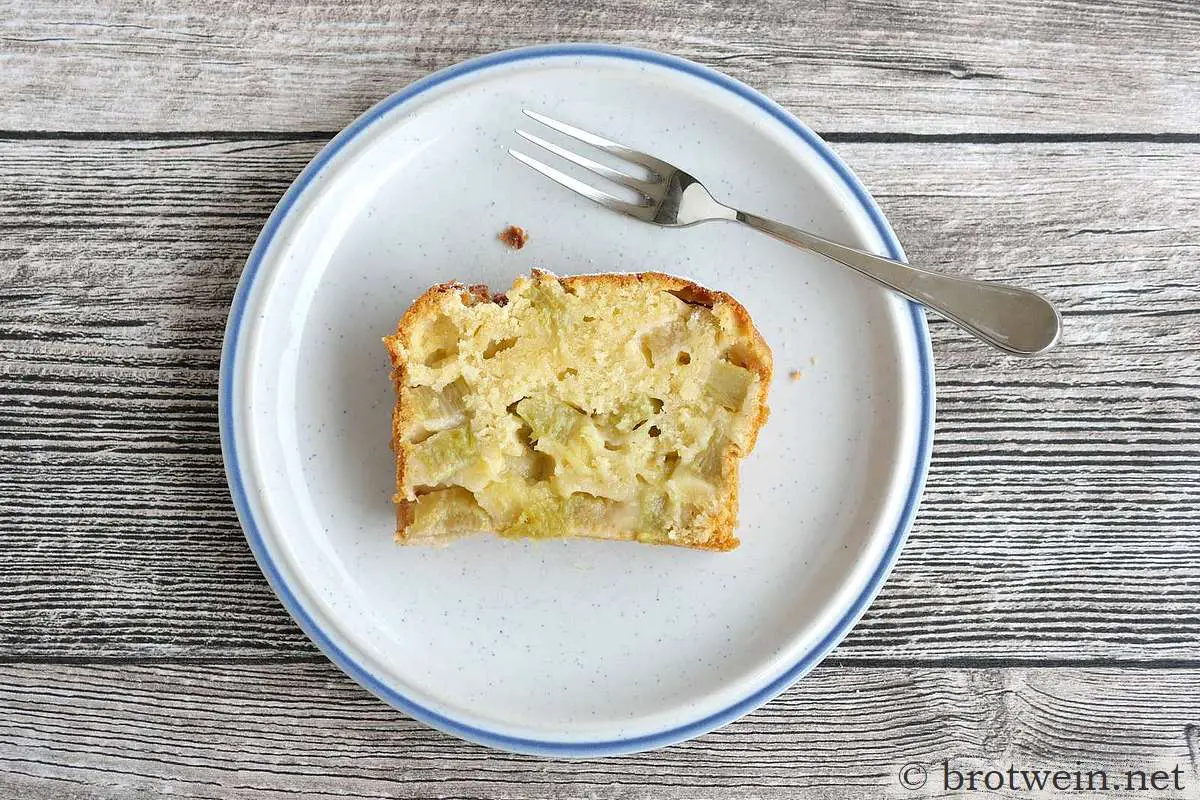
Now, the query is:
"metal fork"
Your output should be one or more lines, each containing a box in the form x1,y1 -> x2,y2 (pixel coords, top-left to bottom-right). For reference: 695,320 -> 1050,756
509,110 -> 1061,357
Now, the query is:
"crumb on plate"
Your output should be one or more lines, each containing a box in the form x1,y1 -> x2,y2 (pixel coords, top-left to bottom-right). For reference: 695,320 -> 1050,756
789,369 -> 803,381
499,225 -> 528,250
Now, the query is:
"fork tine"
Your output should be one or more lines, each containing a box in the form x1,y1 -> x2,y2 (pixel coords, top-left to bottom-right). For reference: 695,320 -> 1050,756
508,149 -> 649,217
522,110 -> 673,179
514,129 -> 655,193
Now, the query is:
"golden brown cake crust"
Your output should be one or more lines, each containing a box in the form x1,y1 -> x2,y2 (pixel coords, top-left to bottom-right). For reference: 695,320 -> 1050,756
383,271 -> 773,551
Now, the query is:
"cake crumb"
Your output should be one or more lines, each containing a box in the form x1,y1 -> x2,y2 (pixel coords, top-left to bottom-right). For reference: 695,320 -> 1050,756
789,369 -> 804,382
809,355 -> 817,366
499,225 -> 529,250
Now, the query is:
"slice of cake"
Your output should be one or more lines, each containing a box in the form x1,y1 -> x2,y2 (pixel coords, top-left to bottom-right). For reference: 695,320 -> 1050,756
382,271 -> 772,551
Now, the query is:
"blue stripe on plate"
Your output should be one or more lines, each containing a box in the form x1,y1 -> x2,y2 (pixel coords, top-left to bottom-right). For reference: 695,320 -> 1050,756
218,42 -> 935,757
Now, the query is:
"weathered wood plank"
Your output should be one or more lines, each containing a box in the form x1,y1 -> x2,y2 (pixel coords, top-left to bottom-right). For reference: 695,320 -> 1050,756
0,138 -> 1197,660
1,663 -> 1198,797
1,0 -> 1198,134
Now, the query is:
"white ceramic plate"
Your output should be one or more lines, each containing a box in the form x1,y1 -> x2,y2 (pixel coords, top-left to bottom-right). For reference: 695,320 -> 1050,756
220,44 -> 933,757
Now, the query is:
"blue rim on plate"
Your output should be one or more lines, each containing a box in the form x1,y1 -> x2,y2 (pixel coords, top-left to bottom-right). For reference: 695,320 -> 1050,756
219,43 -> 934,757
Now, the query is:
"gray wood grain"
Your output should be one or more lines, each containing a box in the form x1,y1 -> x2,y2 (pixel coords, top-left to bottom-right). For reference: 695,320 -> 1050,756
1,0 -> 1198,134
1,662 -> 1198,798
3,0 -> 1199,791
1,137 -> 1196,661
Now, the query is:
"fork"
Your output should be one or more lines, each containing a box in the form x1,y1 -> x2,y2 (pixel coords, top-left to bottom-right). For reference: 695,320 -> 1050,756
509,110 -> 1061,357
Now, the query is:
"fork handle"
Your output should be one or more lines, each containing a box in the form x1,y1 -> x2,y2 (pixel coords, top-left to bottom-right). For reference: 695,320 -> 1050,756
733,211 -> 1061,356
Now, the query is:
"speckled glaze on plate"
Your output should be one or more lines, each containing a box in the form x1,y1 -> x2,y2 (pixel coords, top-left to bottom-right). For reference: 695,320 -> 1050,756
219,44 -> 934,757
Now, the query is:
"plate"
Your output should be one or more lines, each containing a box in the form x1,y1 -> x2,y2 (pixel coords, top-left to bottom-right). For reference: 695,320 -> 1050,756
220,44 -> 933,756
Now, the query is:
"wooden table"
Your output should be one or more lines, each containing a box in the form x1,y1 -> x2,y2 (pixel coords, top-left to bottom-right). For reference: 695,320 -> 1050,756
3,2 -> 1198,797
